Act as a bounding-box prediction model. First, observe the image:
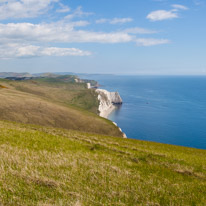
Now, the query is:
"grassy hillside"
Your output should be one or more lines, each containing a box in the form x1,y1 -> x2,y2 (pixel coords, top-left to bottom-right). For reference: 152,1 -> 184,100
0,120 -> 206,205
0,77 -> 122,137
2,75 -> 99,113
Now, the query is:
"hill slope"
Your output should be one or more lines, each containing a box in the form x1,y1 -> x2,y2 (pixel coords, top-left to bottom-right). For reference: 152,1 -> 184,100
0,120 -> 206,205
0,77 -> 122,137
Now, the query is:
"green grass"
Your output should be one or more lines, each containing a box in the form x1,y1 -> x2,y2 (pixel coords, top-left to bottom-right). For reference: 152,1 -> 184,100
0,120 -> 206,205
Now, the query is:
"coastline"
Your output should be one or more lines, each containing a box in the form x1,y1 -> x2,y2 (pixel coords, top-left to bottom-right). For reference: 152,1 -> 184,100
95,88 -> 127,138
86,82 -> 127,138
100,104 -> 127,138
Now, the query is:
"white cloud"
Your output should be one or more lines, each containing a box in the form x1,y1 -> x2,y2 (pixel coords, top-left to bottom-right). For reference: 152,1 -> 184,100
0,0 -> 59,19
110,18 -> 133,24
64,6 -> 93,20
123,27 -> 157,34
0,20 -> 170,60
0,22 -> 133,44
147,10 -> 178,21
56,3 -> 70,13
172,4 -> 188,10
70,21 -> 90,27
0,43 -> 91,59
96,18 -> 107,24
136,38 -> 170,46
0,2 -> 172,59
41,47 -> 91,56
96,17 -> 133,24
147,4 -> 188,21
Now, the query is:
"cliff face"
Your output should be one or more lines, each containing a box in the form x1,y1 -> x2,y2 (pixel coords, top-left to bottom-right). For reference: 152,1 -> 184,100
96,89 -> 126,138
96,89 -> 122,118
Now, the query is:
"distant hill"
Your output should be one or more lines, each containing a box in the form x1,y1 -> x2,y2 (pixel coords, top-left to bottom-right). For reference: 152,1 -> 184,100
0,72 -> 32,78
0,75 -> 122,137
32,72 -> 60,78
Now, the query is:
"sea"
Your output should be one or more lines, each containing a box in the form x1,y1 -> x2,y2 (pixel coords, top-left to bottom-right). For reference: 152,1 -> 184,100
80,74 -> 206,150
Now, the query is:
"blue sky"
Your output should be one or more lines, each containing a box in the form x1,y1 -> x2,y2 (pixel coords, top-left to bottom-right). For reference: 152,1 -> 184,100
0,0 -> 205,75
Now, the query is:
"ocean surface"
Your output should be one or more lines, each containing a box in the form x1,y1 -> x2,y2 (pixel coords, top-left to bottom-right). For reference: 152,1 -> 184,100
80,75 -> 206,150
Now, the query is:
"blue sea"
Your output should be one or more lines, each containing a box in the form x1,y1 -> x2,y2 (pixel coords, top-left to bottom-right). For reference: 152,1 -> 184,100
80,75 -> 206,150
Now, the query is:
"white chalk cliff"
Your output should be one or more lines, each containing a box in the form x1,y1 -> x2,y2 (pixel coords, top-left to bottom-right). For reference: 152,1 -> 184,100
96,89 -> 122,118
96,89 -> 126,138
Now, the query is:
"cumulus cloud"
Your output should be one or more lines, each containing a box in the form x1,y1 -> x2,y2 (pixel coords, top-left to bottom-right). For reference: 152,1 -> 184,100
147,4 -> 188,21
0,0 -> 59,19
0,1 -> 172,59
0,22 -> 133,44
147,10 -> 178,21
136,38 -> 170,46
96,18 -> 133,24
0,43 -> 91,59
0,21 -> 170,60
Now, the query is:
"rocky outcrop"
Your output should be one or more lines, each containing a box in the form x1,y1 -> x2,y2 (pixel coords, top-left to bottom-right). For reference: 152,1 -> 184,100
96,89 -> 122,118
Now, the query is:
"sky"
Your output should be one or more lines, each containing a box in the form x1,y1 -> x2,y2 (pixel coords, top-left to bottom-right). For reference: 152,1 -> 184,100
0,0 -> 205,75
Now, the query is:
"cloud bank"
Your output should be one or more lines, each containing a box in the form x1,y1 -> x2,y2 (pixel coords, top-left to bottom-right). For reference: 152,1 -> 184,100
0,0 -> 174,59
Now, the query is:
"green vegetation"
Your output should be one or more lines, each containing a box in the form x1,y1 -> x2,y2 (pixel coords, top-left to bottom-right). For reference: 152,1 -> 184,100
0,77 -> 122,137
0,120 -> 206,205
